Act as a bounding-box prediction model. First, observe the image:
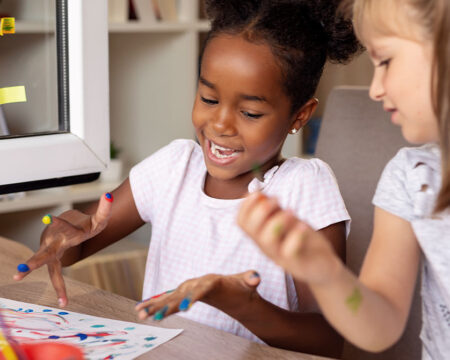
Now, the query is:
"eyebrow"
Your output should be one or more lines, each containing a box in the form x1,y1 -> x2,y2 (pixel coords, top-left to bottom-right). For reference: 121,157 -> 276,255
199,76 -> 267,103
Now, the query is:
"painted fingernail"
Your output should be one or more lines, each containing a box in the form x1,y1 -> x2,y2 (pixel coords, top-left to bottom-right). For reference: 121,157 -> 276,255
17,263 -> 30,272
179,297 -> 191,311
251,271 -> 260,278
42,214 -> 52,225
105,193 -> 114,202
145,306 -> 151,315
153,305 -> 168,321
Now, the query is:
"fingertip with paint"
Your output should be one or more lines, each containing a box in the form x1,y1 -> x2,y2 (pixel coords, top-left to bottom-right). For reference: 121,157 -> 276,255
17,263 -> 30,272
179,297 -> 191,311
153,306 -> 168,321
42,214 -> 52,225
251,271 -> 260,278
105,192 -> 114,202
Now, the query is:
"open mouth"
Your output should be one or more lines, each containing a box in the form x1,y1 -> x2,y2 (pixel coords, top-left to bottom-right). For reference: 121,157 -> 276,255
209,140 -> 242,159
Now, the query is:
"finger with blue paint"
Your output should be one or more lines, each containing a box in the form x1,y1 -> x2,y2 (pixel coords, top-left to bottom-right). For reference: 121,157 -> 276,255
13,191 -> 115,307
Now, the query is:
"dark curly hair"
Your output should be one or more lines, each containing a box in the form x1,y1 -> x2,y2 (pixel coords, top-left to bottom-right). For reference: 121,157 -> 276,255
201,0 -> 362,114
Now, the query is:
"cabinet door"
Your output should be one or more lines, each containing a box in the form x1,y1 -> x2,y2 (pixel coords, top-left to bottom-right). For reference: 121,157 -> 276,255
0,0 -> 109,193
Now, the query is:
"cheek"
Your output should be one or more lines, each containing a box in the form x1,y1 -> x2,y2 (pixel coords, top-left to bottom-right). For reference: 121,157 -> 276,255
244,123 -> 288,152
191,99 -> 204,129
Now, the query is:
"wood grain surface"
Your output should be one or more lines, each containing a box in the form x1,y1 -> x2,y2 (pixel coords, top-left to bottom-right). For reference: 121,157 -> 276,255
0,236 -> 335,360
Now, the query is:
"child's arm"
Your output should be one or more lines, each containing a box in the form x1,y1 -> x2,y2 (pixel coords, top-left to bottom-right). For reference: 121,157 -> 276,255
135,221 -> 347,358
237,192 -> 421,352
13,179 -> 145,306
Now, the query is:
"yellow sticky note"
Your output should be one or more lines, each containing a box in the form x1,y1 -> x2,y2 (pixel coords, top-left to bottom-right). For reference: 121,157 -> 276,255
0,17 -> 15,36
0,86 -> 27,106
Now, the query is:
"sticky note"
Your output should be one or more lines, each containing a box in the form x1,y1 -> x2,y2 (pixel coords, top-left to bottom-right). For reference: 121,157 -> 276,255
0,86 -> 27,106
0,17 -> 15,36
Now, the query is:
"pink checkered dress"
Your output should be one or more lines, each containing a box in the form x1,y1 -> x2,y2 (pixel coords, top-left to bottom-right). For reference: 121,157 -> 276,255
130,139 -> 350,342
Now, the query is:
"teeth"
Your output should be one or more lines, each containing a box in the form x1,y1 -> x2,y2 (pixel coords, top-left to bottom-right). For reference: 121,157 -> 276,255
210,141 -> 239,159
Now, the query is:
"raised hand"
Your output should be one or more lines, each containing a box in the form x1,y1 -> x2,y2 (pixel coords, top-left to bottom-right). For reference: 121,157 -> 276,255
135,270 -> 261,321
237,192 -> 342,285
13,192 -> 114,306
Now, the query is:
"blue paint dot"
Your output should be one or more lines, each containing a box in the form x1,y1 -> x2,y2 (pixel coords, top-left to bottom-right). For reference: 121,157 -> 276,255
110,339 -> 126,342
24,309 -> 34,313
144,344 -> 154,348
124,327 -> 135,330
58,311 -> 69,315
48,335 -> 60,339
91,324 -> 105,328
42,309 -> 52,312
75,333 -> 88,341
17,264 -> 30,272
145,336 -> 156,341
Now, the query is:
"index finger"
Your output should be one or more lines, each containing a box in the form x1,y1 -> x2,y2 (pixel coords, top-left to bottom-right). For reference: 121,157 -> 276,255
13,239 -> 61,281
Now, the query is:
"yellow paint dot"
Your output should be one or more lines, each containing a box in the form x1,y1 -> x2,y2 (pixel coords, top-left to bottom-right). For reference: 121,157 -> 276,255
42,215 -> 52,225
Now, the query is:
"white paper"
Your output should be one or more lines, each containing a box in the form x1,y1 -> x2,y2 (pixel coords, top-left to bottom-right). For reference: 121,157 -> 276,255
0,298 -> 182,360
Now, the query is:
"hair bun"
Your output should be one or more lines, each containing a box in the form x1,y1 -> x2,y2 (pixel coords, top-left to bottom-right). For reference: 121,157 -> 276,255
204,0 -> 263,29
304,0 -> 362,63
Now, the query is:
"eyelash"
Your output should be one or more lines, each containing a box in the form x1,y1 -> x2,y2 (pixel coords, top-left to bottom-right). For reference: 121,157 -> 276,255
378,59 -> 391,67
201,96 -> 218,105
200,97 -> 263,119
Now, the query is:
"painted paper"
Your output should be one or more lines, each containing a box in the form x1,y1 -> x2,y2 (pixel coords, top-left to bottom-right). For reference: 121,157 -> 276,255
0,298 -> 182,360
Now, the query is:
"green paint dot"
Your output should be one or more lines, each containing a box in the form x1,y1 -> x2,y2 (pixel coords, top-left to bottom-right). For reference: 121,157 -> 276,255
346,287 -> 363,314
273,223 -> 283,236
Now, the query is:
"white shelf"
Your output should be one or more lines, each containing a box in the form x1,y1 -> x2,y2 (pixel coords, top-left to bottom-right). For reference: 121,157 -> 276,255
14,21 -> 55,34
0,181 -> 120,214
13,20 -> 210,34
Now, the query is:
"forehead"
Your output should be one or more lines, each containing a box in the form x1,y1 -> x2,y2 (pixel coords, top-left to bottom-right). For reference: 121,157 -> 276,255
354,0 -> 426,45
201,34 -> 284,92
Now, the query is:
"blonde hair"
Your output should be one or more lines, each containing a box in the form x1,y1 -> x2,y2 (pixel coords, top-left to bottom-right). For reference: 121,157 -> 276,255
345,0 -> 450,211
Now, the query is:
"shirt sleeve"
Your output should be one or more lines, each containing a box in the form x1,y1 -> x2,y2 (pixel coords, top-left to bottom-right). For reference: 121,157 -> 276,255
297,159 -> 351,236
372,149 -> 415,222
129,139 -> 195,223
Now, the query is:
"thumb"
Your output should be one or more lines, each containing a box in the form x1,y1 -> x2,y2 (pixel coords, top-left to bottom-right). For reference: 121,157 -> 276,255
243,270 -> 261,288
91,192 -> 114,233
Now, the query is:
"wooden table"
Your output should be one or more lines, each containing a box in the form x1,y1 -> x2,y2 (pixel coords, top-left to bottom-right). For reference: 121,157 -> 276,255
0,236 -> 334,360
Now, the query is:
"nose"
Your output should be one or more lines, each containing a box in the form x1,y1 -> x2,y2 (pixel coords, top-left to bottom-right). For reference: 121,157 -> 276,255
211,107 -> 237,136
369,67 -> 385,102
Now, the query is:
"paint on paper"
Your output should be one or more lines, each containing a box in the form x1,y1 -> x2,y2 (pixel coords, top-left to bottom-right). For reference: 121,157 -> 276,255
0,298 -> 182,360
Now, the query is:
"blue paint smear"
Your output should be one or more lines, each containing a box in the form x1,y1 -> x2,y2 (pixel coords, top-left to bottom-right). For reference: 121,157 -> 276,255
24,309 -> 34,313
75,333 -> 88,341
90,324 -> 105,328
48,335 -> 60,339
124,327 -> 135,330
110,339 -> 127,342
58,311 -> 69,315
145,336 -> 156,341
144,344 -> 154,348
42,309 -> 52,312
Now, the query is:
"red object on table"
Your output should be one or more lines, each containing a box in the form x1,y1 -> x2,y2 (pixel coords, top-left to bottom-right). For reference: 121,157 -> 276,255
0,342 -> 84,360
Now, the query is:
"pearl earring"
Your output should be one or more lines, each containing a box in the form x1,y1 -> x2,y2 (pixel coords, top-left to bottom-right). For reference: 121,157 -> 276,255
290,128 -> 298,134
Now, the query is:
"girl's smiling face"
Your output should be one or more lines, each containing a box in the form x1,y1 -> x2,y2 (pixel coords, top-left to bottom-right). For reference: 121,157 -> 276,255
192,34 -> 313,198
361,21 -> 439,144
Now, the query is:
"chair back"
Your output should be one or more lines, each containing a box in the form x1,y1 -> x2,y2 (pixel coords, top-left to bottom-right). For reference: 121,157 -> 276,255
315,86 -> 421,360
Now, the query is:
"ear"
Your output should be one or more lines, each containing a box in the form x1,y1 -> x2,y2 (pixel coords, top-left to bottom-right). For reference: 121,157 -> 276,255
290,98 -> 318,133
